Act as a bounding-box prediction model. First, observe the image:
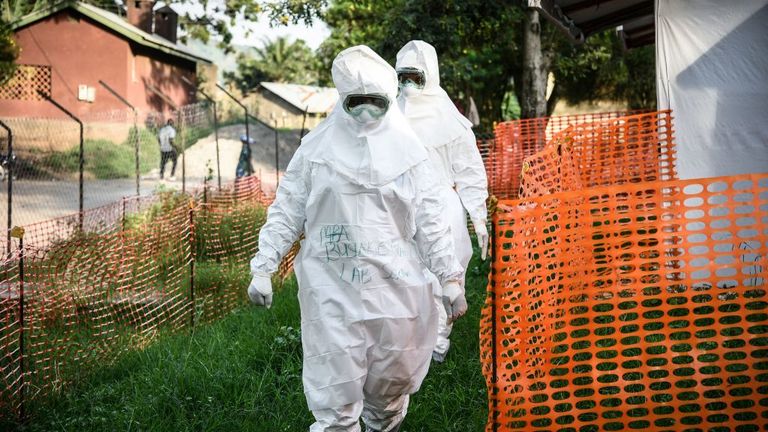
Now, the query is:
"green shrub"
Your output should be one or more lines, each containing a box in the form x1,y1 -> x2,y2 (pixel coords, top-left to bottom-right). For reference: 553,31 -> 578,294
40,127 -> 161,179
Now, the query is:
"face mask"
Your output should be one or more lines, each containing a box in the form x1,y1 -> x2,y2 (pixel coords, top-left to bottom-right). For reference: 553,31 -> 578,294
401,84 -> 422,98
347,104 -> 387,123
396,68 -> 426,90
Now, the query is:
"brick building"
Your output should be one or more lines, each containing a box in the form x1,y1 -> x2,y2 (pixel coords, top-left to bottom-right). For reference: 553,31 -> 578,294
0,1 -> 212,119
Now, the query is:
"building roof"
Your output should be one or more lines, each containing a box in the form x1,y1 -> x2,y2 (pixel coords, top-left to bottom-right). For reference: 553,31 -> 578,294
530,0 -> 654,49
11,1 -> 212,64
260,82 -> 339,114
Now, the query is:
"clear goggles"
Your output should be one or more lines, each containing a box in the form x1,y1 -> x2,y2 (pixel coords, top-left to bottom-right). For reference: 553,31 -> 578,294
396,68 -> 426,89
342,94 -> 390,115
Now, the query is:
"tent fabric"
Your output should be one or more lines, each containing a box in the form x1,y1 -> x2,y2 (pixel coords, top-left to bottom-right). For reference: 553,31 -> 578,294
655,0 -> 768,179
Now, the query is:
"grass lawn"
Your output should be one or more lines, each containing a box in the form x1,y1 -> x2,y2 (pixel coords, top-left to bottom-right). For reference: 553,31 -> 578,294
14,246 -> 490,431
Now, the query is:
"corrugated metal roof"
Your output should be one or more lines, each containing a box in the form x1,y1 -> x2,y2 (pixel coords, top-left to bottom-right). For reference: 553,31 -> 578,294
260,82 -> 339,114
531,0 -> 654,48
11,1 -> 212,64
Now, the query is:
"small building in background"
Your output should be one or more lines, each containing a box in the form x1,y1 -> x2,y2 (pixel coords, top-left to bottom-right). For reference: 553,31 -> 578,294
253,82 -> 338,130
0,1 -> 212,119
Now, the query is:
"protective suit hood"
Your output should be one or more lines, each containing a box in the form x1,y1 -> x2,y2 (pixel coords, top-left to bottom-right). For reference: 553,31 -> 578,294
302,45 -> 428,187
396,40 -> 472,148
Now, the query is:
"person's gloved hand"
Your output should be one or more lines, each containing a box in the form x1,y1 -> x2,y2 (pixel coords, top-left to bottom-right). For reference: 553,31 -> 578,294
441,280 -> 467,324
473,218 -> 489,260
248,272 -> 273,308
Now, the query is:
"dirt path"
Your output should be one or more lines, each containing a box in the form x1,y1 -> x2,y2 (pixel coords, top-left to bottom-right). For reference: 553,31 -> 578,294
0,123 -> 303,228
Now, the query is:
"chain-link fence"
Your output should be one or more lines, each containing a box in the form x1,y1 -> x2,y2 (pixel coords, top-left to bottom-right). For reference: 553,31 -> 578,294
0,101 -> 227,235
0,175 -> 298,423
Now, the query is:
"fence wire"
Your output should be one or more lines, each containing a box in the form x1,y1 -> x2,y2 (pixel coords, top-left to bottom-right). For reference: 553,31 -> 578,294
0,102 -> 221,234
0,174 -> 296,422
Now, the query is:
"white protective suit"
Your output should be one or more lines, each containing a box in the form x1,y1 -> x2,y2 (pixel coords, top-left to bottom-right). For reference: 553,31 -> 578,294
396,40 -> 489,359
250,45 -> 463,432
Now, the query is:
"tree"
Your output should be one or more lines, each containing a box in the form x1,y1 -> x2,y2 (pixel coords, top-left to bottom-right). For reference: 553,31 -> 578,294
314,0 -> 523,128
0,0 -> 324,85
546,30 -> 656,112
225,36 -> 319,92
0,1 -> 326,49
1,0 -> 123,22
0,18 -> 18,84
312,1 -> 656,124
520,8 -> 547,118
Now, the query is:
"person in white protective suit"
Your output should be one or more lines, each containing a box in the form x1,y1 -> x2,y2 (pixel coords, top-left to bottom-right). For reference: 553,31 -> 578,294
396,40 -> 489,363
247,45 -> 467,432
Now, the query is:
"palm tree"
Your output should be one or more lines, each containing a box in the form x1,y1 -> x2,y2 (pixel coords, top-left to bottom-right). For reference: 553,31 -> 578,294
228,36 -> 319,93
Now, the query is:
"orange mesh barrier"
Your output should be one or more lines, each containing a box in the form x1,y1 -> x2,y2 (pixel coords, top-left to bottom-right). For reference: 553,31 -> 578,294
0,175 -> 300,421
519,111 -> 677,199
488,111 -> 649,199
518,135 -> 583,198
481,174 -> 768,431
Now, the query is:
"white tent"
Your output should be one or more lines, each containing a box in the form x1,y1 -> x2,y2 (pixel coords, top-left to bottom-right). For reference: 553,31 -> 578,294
656,0 -> 768,179
535,0 -> 768,179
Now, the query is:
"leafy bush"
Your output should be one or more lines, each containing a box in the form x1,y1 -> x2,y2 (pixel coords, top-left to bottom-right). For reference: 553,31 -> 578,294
41,127 -> 160,179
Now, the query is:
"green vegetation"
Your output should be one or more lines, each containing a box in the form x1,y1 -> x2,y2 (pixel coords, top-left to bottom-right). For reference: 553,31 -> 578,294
9,243 -> 490,431
39,128 -> 158,179
225,36 -> 319,90
0,17 -> 18,84
35,124 -> 214,180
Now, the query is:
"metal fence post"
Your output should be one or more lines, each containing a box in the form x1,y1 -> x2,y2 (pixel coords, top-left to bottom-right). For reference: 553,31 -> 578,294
37,91 -> 84,230
0,120 -> 12,255
177,110 -> 186,194
212,103 -> 221,190
121,197 -> 127,231
188,201 -> 195,329
182,77 -> 221,191
99,81 -> 140,196
216,83 -> 249,143
11,226 -> 25,423
490,218 -> 498,432
133,111 -> 139,196
273,121 -> 279,187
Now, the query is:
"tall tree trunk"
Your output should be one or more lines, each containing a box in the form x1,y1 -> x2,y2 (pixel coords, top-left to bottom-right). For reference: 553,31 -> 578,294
521,8 -> 548,119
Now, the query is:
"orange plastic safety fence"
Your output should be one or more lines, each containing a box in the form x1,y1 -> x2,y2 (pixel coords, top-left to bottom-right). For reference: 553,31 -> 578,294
518,136 -> 583,198
488,111 -> 649,199
481,174 -> 768,432
519,111 -> 677,199
0,175 -> 293,421
0,253 -> 22,415
22,202 -> 193,398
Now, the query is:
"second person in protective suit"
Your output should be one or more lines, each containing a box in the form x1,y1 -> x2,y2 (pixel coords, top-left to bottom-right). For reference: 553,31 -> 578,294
396,40 -> 490,363
247,45 -> 466,432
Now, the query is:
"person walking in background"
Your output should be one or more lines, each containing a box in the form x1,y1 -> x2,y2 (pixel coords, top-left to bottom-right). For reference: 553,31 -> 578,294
236,134 -> 255,178
396,40 -> 489,363
158,118 -> 178,181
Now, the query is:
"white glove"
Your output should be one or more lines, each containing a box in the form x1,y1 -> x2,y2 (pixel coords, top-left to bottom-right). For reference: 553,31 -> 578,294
248,272 -> 273,308
473,219 -> 489,260
441,280 -> 467,324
